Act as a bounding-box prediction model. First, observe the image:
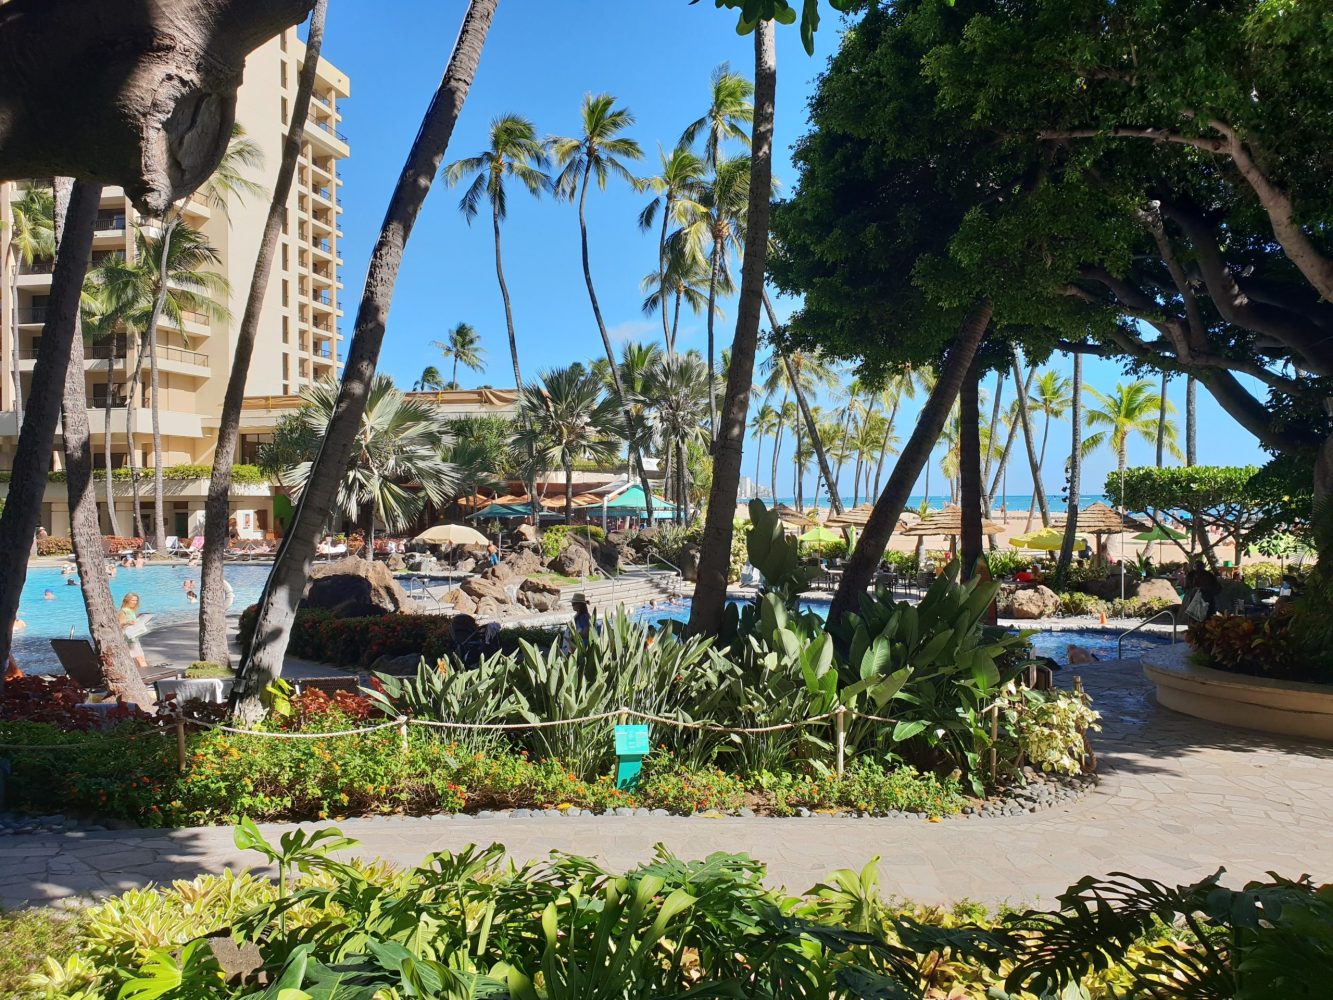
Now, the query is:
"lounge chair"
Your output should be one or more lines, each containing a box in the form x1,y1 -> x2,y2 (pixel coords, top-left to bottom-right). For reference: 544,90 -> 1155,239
164,536 -> 182,556
295,675 -> 362,696
49,638 -> 106,689
155,677 -> 228,704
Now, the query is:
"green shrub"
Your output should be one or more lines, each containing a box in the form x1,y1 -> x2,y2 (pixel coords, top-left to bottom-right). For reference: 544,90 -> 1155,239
1057,592 -> 1108,617
985,549 -> 1028,578
539,523 -> 606,560
636,757 -> 747,813
35,536 -> 73,556
758,758 -> 965,817
1240,560 -> 1285,588
1107,596 -> 1177,619
238,606 -> 457,667
882,550 -> 920,575
185,661 -> 232,678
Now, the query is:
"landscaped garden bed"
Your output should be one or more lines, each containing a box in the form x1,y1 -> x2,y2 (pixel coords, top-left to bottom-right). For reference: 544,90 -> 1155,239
2,823 -> 1327,999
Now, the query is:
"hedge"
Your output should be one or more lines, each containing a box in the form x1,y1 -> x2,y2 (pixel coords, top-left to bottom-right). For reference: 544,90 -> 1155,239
0,463 -> 266,485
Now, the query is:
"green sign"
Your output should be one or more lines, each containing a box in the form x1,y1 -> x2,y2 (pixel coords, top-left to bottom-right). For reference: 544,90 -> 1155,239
614,724 -> 650,791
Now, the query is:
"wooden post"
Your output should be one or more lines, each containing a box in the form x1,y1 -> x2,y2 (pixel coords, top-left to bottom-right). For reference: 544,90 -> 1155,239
834,706 -> 847,778
988,704 -> 999,784
175,714 -> 187,772
397,717 -> 409,754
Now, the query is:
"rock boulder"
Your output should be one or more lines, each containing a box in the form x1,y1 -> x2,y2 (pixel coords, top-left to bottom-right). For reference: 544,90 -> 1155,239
441,588 -> 478,615
303,557 -> 411,618
550,543 -> 596,578
480,562 -> 515,583
678,543 -> 701,582
517,578 -> 562,612
502,547 -> 544,577
1009,585 -> 1061,620
461,575 -> 511,605
1133,577 -> 1181,603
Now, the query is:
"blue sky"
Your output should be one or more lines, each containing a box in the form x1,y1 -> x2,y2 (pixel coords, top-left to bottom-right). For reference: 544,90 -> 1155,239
316,0 -> 1268,501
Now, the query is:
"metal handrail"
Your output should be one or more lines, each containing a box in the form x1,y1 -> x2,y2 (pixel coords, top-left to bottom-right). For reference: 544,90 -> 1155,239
645,554 -> 685,598
1117,608 -> 1179,659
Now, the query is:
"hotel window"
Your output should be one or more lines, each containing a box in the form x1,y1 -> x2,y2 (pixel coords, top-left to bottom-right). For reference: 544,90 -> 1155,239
282,317 -> 289,344
281,280 -> 289,306
281,98 -> 289,126
280,62 -> 288,88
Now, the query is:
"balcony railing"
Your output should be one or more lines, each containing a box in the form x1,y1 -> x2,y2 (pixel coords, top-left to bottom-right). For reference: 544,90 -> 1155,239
313,185 -> 333,201
311,92 -> 332,110
177,309 -> 210,327
308,117 -> 348,143
150,345 -> 209,367
315,238 -> 333,254
18,259 -> 54,275
93,213 -> 127,231
312,291 -> 332,306
16,306 -> 47,325
313,345 -> 333,360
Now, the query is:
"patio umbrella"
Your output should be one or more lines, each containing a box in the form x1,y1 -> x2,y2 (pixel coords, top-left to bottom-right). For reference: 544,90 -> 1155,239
1011,526 -> 1090,552
772,504 -> 813,530
900,509 -> 1004,537
415,523 -> 489,546
825,502 -> 875,528
798,525 -> 842,544
1133,524 -> 1188,542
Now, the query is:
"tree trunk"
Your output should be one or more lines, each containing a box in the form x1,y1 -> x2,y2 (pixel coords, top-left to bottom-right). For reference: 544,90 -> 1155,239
575,157 -> 656,522
982,370 -> 1005,496
0,180 -> 100,682
1186,375 -> 1197,466
146,226 -> 172,557
1155,370 -> 1168,467
657,198 -> 673,354
829,300 -> 992,623
1054,352 -> 1082,586
229,0 -> 498,721
770,387 -> 787,504
1010,347 -> 1050,528
873,394 -> 900,497
103,352 -> 123,536
52,179 -> 150,704
8,257 -> 22,426
987,364 -> 1033,506
125,328 -> 147,539
959,355 -> 983,578
200,0 -> 327,666
564,459 -> 574,524
704,237 -> 722,441
688,20 -> 775,637
670,286 -> 683,354
766,292 -> 842,515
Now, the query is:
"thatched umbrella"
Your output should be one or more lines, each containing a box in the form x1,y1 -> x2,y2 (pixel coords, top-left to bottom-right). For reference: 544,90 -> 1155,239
901,508 -> 1005,538
772,504 -> 814,532
1054,502 -> 1149,560
825,502 -> 875,528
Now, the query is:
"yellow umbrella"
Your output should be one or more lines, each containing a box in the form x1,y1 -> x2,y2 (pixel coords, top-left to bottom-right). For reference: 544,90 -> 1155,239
1011,526 -> 1090,551
414,523 -> 490,546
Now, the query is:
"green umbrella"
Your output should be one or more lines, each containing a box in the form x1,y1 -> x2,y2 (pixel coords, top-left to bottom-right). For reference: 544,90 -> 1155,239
799,525 -> 842,544
1133,525 -> 1188,542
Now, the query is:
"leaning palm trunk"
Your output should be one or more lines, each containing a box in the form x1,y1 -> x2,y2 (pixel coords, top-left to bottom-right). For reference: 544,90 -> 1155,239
1155,370 -> 1168,467
0,181 -> 100,682
8,256 -> 23,426
1054,352 -> 1082,585
124,329 -> 148,539
987,364 -> 1034,508
230,0 -> 498,721
689,21 -> 776,637
959,356 -> 983,577
53,181 -> 151,704
575,161 -> 657,522
830,300 -> 993,623
704,238 -> 722,439
145,231 -> 173,556
1010,347 -> 1049,530
765,292 -> 842,515
200,0 -> 328,666
873,394 -> 900,497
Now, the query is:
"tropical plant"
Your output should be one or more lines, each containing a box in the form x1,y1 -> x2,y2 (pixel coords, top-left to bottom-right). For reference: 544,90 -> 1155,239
550,92 -> 657,517
680,62 -> 755,168
78,275 -> 127,537
638,144 -> 707,353
1086,380 -> 1183,498
514,365 -> 621,523
280,374 -> 458,552
640,351 -> 711,523
431,320 -> 486,389
4,184 -> 55,424
412,364 -> 447,391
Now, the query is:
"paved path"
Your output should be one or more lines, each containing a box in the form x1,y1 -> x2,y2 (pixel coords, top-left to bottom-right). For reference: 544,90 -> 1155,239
3,652 -> 1332,910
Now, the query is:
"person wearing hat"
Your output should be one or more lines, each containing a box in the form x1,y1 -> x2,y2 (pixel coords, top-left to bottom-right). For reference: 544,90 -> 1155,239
571,592 -> 592,641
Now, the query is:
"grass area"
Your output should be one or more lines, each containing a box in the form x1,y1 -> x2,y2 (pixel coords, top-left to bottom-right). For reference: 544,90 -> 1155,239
0,908 -> 73,999
529,570 -> 581,587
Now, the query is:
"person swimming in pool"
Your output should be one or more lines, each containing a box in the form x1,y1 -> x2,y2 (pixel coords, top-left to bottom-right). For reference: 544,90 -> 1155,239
182,579 -> 198,603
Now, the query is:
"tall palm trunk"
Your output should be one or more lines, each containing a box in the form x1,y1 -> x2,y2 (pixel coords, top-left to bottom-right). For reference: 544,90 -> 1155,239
830,299 -> 992,622
987,364 -> 1034,508
959,356 -> 983,577
125,328 -> 148,539
657,197 -> 673,355
493,188 -> 539,524
201,0 -> 328,665
1155,370 -> 1168,467
768,293 -> 842,515
753,424 -> 764,495
231,0 -> 498,721
52,180 -> 150,704
8,255 -> 23,426
793,415 -> 802,510
670,286 -> 684,353
689,20 -> 775,636
450,354 -> 459,390
1010,347 -> 1049,529
145,224 -> 173,556
873,394 -> 900,496
575,158 -> 656,521
563,459 -> 574,524
102,352 -> 123,535
704,235 -> 722,439
0,181 -> 100,682
833,399 -> 855,496
1055,352 -> 1082,585
1186,375 -> 1197,466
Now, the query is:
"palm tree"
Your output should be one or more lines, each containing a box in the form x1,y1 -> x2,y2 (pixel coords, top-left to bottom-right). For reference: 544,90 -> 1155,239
412,366 -> 446,392
444,113 -> 549,390
233,0 -> 499,719
1027,368 -> 1072,528
677,155 -> 750,439
5,185 -> 55,425
514,366 -> 622,523
432,321 -> 485,389
1055,352 -> 1083,583
1186,375 -> 1197,466
280,375 -> 458,553
762,343 -> 843,514
641,352 -> 710,522
775,397 -> 797,503
681,63 -> 754,167
639,241 -> 727,350
638,145 -> 706,354
873,369 -> 931,497
100,225 -> 229,551
749,402 -> 779,497
550,93 -> 656,518
593,340 -> 660,475
1009,347 -> 1051,529
78,277 -> 126,537
1084,379 -> 1183,504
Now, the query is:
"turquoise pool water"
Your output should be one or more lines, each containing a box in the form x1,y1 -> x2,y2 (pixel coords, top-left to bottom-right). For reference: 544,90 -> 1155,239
12,564 -> 271,674
633,598 -> 1171,664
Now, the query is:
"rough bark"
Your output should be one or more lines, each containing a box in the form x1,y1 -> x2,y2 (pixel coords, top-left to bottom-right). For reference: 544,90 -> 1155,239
0,181 -> 99,680
829,300 -> 993,623
1155,370 -> 1168,467
8,260 -> 22,425
102,352 -> 123,536
688,21 -> 775,637
704,238 -> 722,440
146,227 -> 172,556
1010,347 -> 1050,528
230,0 -> 498,720
53,179 -> 150,704
125,329 -> 147,539
0,0 -> 315,214
873,394 -> 900,497
1186,375 -> 1197,467
200,0 -> 327,666
575,158 -> 656,521
1054,352 -> 1082,585
959,355 -> 983,578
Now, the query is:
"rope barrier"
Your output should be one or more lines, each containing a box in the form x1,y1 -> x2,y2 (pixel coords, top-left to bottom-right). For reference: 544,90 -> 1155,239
183,716 -> 407,740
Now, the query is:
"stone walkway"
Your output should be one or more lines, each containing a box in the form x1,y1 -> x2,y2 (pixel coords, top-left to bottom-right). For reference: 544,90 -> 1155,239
3,653 -> 1332,910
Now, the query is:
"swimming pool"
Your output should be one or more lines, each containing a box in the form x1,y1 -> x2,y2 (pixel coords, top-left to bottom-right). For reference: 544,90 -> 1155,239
633,598 -> 1172,664
12,564 -> 272,674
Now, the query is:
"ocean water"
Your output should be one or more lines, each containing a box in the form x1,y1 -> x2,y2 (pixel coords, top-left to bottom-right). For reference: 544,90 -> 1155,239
751,493 -> 1110,511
